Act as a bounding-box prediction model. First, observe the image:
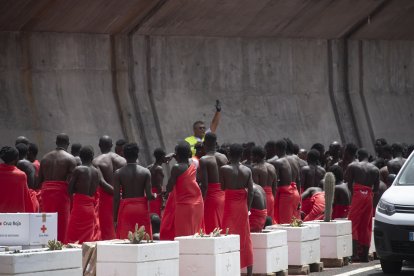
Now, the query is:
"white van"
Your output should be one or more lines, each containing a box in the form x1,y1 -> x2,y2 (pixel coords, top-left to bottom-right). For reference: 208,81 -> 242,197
375,152 -> 414,273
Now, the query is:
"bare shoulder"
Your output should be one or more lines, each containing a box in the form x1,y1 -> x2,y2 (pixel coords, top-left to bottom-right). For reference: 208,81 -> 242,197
240,164 -> 252,174
138,165 -> 151,175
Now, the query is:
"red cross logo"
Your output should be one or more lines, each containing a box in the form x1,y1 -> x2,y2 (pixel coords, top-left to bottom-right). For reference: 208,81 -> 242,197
40,225 -> 47,233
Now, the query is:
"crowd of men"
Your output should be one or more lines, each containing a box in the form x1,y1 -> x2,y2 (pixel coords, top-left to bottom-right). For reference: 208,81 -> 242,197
0,117 -> 412,275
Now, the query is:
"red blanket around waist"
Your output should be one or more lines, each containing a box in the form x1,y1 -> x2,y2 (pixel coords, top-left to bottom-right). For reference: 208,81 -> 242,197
41,181 -> 70,242
160,190 -> 176,240
249,208 -> 267,232
98,187 -> 115,240
204,183 -> 225,233
274,182 -> 300,224
303,192 -> 325,222
117,197 -> 152,239
222,189 -> 253,268
348,184 -> 373,246
263,186 -> 275,223
66,194 -> 96,244
332,204 -> 350,219
29,189 -> 39,213
149,187 -> 162,217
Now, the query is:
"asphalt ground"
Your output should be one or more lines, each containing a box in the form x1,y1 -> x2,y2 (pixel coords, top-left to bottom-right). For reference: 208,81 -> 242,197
304,260 -> 414,276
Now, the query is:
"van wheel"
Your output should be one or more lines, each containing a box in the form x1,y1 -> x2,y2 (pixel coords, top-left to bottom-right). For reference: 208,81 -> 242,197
381,259 -> 402,274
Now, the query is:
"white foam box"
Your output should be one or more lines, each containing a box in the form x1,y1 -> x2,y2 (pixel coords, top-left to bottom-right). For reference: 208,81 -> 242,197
0,213 -> 57,246
370,217 -> 375,254
96,240 -> 179,276
29,213 -> 57,245
175,235 -> 240,276
266,224 -> 320,266
0,248 -> 82,275
305,220 -> 352,259
241,230 -> 288,274
0,214 -> 29,246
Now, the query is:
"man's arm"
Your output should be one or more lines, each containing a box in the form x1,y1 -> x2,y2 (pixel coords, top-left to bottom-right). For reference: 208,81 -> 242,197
247,170 -> 254,211
166,165 -> 179,193
68,168 -> 79,195
219,166 -> 226,191
113,154 -> 127,170
209,100 -> 221,133
199,158 -> 209,198
251,167 -> 260,186
113,171 -> 121,228
97,168 -> 114,194
37,160 -> 45,189
66,157 -> 77,183
344,165 -> 354,195
144,169 -> 154,201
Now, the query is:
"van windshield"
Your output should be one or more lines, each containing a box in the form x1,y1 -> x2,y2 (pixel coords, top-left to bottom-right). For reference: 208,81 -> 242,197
397,156 -> 414,185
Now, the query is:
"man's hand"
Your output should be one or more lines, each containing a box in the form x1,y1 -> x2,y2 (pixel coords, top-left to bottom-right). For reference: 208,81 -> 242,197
215,99 -> 221,112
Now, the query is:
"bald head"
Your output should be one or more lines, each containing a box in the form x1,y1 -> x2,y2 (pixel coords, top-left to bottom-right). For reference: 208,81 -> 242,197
99,135 -> 113,153
15,136 -> 29,146
56,133 -> 70,150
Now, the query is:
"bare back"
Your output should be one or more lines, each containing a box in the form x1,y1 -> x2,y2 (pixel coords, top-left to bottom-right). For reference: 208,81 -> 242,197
334,182 -> 351,206
220,163 -> 252,190
274,157 -> 293,186
301,164 -> 326,190
147,164 -> 164,194
345,161 -> 380,193
93,152 -> 126,186
115,164 -> 151,199
39,149 -> 77,183
251,184 -> 266,210
17,160 -> 36,189
287,155 -> 301,186
387,157 -> 406,175
69,165 -> 100,196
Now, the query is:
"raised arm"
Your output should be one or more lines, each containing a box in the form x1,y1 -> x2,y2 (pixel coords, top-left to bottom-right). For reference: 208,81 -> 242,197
68,168 -> 79,195
246,170 -> 254,211
210,100 -> 222,133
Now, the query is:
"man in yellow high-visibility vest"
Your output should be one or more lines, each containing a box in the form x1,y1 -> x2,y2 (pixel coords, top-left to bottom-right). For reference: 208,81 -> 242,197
185,100 -> 221,156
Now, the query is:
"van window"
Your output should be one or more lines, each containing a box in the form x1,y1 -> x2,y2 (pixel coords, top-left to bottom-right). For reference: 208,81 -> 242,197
397,156 -> 414,185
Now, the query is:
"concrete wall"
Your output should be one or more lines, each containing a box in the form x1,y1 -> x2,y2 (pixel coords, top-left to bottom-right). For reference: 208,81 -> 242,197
0,32 -> 125,157
1,31 -> 414,164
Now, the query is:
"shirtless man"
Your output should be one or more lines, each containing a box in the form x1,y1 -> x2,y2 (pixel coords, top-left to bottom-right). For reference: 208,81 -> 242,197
93,135 -> 126,240
200,133 -> 228,233
264,140 -> 278,167
311,143 -> 326,168
251,146 -> 277,221
27,143 -> 40,175
300,149 -> 326,191
372,138 -> 388,169
387,143 -> 406,175
298,148 -> 308,161
147,148 -> 173,217
301,187 -> 325,221
70,143 -> 82,166
249,183 -> 268,232
38,133 -> 77,242
15,143 -> 39,212
328,165 -> 351,219
284,138 -> 302,186
326,141 -> 341,170
273,140 -> 301,223
15,136 -> 29,146
113,143 -> 154,238
15,143 -> 36,190
220,143 -> 253,275
66,146 -> 105,243
345,148 -> 379,262
337,143 -> 358,174
115,139 -> 127,157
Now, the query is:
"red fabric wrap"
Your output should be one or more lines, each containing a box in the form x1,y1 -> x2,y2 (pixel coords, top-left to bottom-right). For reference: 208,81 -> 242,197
304,192 -> 325,222
222,189 -> 253,268
263,186 -> 275,223
29,189 -> 39,212
249,208 -> 267,232
160,190 -> 176,240
93,191 -> 101,241
98,187 -> 116,240
332,204 -> 350,219
66,194 -> 96,243
348,184 -> 373,246
33,160 -> 40,177
41,180 -> 70,242
117,197 -> 152,239
204,183 -> 225,233
149,187 -> 162,217
0,164 -> 34,212
174,164 -> 204,237
274,182 -> 300,224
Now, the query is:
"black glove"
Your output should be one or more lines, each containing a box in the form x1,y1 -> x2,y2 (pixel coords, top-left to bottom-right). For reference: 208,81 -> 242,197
215,99 -> 221,112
